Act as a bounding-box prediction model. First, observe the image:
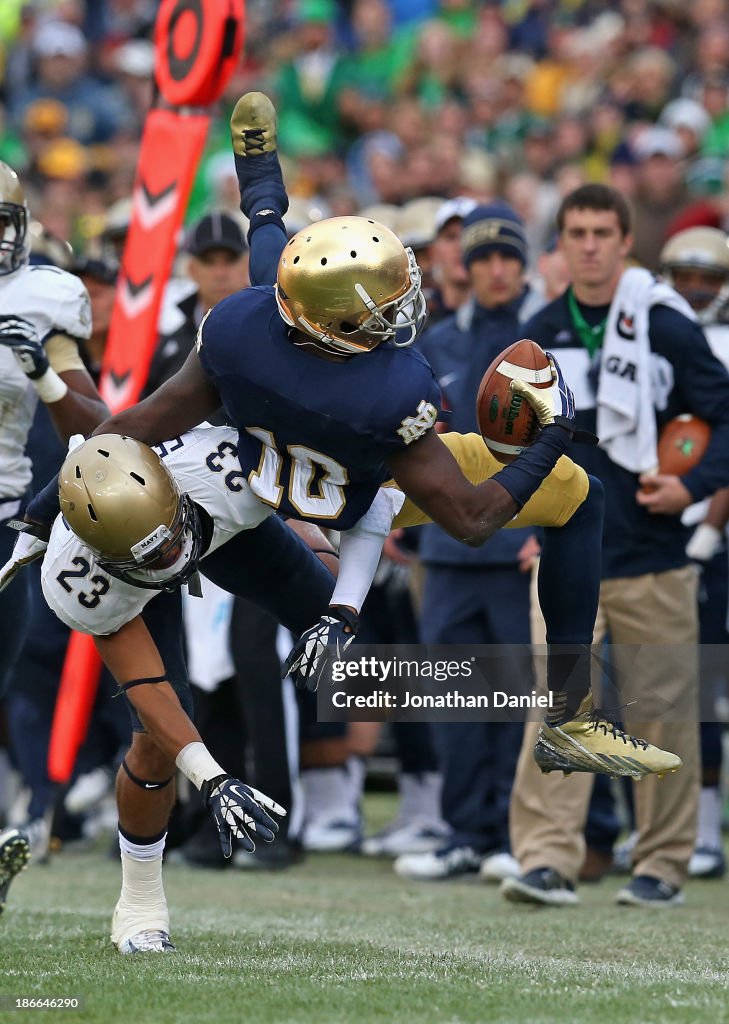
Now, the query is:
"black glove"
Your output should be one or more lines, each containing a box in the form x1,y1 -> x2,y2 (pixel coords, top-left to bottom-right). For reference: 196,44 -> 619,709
201,774 -> 285,859
282,606 -> 359,692
0,315 -> 49,380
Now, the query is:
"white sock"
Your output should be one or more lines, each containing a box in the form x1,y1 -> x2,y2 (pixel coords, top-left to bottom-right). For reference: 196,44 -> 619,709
696,786 -> 722,851
398,772 -> 447,829
111,831 -> 169,943
302,765 -> 360,827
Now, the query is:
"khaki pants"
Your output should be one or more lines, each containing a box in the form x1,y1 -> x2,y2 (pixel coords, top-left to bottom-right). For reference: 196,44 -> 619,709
510,564 -> 700,889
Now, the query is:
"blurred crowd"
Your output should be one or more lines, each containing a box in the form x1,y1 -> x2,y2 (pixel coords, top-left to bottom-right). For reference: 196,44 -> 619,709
2,0 -> 729,260
2,0 -> 729,908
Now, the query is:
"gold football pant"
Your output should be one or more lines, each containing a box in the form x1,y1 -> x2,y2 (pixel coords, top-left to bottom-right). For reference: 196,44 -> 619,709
392,432 -> 590,530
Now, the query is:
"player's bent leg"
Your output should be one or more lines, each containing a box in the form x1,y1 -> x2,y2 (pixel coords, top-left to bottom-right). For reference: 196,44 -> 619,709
0,828 -> 30,915
392,436 -> 683,777
112,732 -> 176,954
201,515 -> 336,637
536,476 -> 681,779
392,432 -> 589,530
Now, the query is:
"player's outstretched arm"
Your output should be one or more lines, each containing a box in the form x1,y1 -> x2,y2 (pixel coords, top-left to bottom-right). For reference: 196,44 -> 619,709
389,351 -> 580,545
94,616 -> 205,757
95,615 -> 284,857
91,348 -> 220,445
388,431 -> 518,546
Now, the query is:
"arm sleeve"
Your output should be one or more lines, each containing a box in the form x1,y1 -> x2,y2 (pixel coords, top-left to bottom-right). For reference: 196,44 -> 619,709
26,472 -> 62,526
330,487 -> 406,612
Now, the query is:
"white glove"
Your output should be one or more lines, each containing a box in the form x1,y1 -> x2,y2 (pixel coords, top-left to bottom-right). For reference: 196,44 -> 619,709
686,522 -> 723,562
0,523 -> 48,593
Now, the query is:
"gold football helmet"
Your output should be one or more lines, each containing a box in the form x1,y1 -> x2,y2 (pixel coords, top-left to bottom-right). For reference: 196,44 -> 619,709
59,435 -> 204,591
660,226 -> 729,324
276,216 -> 427,355
0,162 -> 29,276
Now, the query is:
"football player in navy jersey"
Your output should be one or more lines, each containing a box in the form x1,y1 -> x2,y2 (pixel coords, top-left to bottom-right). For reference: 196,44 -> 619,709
85,93 -> 684,788
0,95 -> 686,947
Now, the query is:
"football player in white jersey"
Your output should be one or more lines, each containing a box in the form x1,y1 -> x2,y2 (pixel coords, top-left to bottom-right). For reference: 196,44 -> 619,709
0,161 -> 108,915
29,425 -> 395,953
0,161 -> 107,685
660,227 -> 729,880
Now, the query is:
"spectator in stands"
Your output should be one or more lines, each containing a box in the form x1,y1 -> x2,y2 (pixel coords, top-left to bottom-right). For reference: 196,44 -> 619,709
143,212 -> 249,396
630,126 -> 691,272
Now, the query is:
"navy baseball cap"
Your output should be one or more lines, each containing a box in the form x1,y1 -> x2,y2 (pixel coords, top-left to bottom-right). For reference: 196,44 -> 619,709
461,202 -> 528,267
186,211 -> 248,257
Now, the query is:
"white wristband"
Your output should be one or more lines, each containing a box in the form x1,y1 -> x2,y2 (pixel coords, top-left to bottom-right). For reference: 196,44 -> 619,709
686,522 -> 723,562
33,367 -> 68,404
175,742 -> 226,791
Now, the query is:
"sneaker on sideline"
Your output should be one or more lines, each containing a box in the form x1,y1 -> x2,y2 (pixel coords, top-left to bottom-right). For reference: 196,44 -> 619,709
615,874 -> 684,907
500,866 -> 579,906
394,842 -> 483,880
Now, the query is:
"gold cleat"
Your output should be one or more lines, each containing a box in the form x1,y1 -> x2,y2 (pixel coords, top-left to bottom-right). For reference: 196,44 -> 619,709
533,696 -> 683,779
230,92 -> 277,157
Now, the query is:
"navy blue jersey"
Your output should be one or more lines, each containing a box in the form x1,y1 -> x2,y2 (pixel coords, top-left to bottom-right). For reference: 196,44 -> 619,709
196,286 -> 441,529
523,292 -> 729,578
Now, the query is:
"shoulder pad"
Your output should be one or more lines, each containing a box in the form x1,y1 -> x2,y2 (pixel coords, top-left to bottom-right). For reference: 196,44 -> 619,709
18,266 -> 92,341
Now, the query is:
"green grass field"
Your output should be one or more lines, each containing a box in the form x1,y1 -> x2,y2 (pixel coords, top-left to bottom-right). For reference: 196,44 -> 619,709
1,795 -> 728,1024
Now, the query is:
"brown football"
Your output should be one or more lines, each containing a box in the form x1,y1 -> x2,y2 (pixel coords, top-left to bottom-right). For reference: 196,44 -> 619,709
477,339 -> 552,463
656,414 -> 711,476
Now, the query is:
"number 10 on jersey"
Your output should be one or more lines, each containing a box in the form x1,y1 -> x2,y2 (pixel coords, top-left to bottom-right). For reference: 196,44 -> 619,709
246,428 -> 348,520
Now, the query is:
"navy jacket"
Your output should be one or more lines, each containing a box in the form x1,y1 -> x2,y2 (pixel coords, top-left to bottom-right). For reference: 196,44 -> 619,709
523,290 -> 729,578
417,288 -> 543,568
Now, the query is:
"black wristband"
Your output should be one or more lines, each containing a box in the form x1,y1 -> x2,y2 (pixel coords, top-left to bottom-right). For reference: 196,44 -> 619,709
329,606 -> 359,633
201,773 -> 230,804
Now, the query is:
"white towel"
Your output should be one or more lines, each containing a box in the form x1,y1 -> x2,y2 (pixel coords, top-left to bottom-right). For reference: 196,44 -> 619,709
596,267 -> 695,473
182,576 -> 235,692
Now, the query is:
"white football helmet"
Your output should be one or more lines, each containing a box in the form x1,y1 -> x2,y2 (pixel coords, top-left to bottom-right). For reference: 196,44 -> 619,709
660,227 -> 729,324
0,162 -> 29,276
276,216 -> 427,356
